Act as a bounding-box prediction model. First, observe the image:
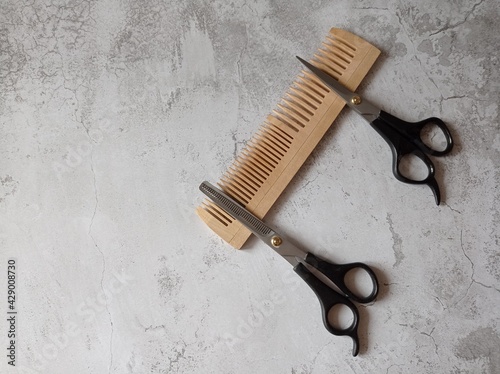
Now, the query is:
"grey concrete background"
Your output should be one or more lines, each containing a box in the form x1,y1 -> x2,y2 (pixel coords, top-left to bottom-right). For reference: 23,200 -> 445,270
1,0 -> 499,373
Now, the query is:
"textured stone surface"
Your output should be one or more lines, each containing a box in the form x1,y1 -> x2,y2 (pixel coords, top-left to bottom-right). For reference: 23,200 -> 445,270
1,0 -> 499,373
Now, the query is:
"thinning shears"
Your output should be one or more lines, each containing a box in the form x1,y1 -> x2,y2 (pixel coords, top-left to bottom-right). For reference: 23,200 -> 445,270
297,57 -> 454,205
200,181 -> 379,356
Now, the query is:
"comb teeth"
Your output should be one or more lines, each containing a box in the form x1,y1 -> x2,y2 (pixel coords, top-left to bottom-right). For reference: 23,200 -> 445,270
200,182 -> 273,236
201,201 -> 233,226
197,28 -> 380,248
310,33 -> 354,81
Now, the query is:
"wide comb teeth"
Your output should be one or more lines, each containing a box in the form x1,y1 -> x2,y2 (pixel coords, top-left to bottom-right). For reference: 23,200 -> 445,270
201,200 -> 233,227
197,28 -> 380,248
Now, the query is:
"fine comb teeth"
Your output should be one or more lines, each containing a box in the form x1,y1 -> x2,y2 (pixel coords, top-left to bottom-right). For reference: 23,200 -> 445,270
197,28 -> 380,249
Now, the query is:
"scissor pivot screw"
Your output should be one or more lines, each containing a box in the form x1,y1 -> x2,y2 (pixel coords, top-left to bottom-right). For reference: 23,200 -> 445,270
351,96 -> 362,105
271,236 -> 283,247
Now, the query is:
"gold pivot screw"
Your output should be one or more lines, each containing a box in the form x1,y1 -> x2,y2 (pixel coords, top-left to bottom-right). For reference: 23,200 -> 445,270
351,96 -> 362,105
271,236 -> 283,247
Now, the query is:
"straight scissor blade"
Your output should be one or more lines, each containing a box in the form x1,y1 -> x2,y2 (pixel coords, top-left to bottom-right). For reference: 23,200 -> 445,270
297,56 -> 356,103
296,56 -> 380,122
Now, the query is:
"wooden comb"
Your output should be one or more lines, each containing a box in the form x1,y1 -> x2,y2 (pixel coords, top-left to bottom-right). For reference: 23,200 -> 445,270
197,28 -> 380,249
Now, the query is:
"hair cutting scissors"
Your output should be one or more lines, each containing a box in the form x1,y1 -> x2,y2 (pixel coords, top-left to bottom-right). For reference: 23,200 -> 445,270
296,57 -> 454,205
199,181 -> 379,356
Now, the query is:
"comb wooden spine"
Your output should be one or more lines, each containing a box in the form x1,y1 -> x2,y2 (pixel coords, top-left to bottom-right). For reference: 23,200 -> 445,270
197,28 -> 380,249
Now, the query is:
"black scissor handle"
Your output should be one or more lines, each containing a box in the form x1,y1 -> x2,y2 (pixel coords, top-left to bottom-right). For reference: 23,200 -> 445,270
370,110 -> 454,205
374,111 -> 454,156
409,116 -> 454,156
294,262 -> 361,357
305,253 -> 379,304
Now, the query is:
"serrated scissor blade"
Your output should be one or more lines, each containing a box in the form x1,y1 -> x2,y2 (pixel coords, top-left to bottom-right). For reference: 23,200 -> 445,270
199,181 -> 308,266
199,181 -> 275,238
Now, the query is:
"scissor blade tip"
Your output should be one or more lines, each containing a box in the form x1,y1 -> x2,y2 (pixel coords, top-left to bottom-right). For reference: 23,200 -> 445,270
199,181 -> 216,195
